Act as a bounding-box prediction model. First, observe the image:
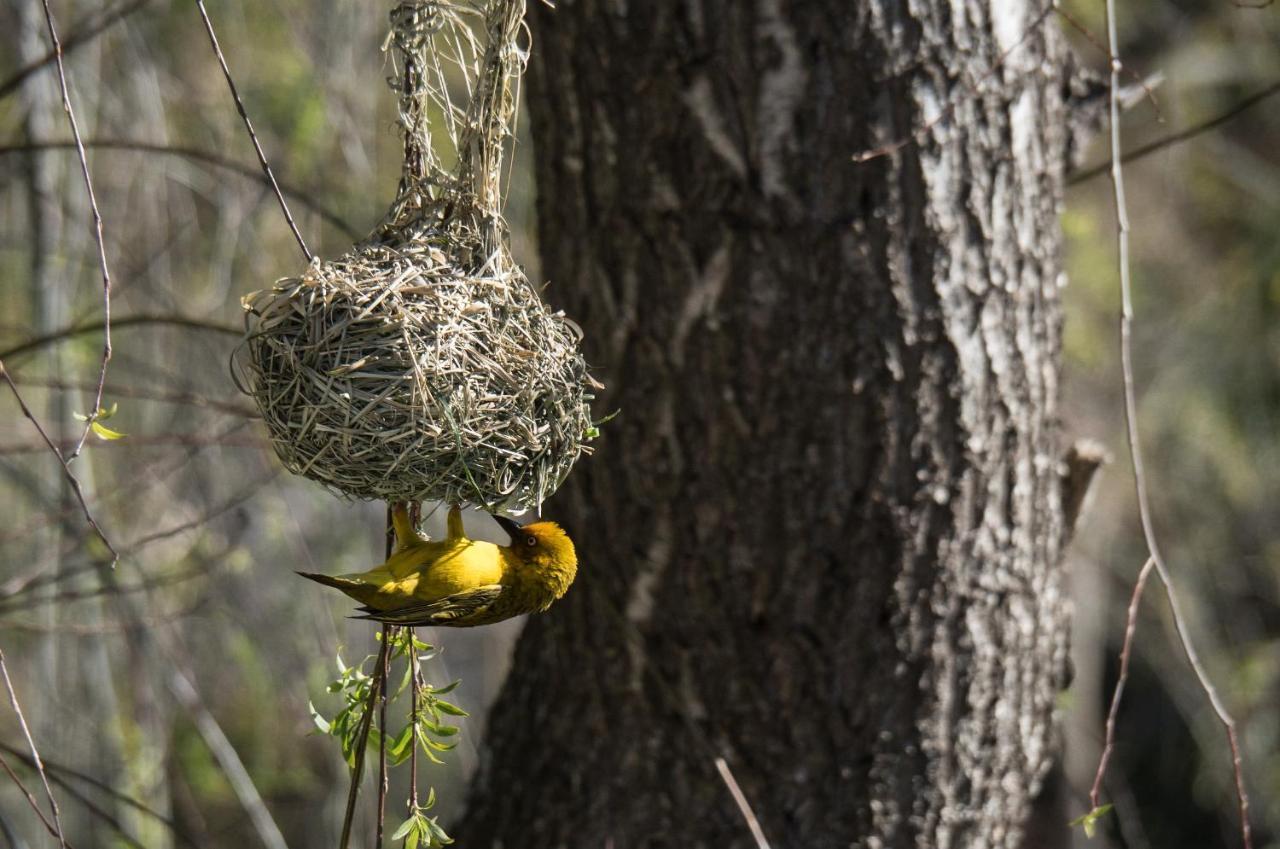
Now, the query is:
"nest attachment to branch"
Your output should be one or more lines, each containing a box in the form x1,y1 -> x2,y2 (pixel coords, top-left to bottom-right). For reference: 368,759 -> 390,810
236,0 -> 595,512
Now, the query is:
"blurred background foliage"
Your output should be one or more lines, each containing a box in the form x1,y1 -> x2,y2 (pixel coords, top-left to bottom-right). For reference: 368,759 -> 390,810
0,0 -> 1275,847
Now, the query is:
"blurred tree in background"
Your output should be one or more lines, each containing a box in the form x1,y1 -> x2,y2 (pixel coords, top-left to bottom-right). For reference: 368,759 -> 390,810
0,0 -> 1275,847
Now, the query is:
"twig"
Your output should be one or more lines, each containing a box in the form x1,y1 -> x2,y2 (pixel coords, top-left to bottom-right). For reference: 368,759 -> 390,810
377,506 -> 396,845
1098,2 -> 1253,846
340,509 -> 399,848
588,581 -> 777,848
376,625 -> 392,847
0,0 -> 149,101
0,433 -> 266,457
0,564 -> 210,618
713,757 -> 772,849
0,312 -> 240,363
10,377 -> 258,419
0,648 -> 67,847
1070,79 -> 1280,185
38,0 -> 115,462
407,630 -> 420,818
1053,4 -> 1163,119
194,0 -> 314,261
165,665 -> 289,849
339,636 -> 390,849
1090,557 -> 1154,807
0,139 -> 360,237
0,748 -> 73,847
0,363 -> 119,566
23,759 -> 147,849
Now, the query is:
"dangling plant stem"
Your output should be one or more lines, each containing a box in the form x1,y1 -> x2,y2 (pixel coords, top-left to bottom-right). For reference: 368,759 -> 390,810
408,629 -> 420,805
338,506 -> 397,849
376,625 -> 393,845
405,629 -> 420,848
338,633 -> 388,849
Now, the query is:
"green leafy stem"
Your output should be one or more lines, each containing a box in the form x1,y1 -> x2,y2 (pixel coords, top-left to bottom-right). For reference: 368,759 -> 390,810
310,630 -> 465,847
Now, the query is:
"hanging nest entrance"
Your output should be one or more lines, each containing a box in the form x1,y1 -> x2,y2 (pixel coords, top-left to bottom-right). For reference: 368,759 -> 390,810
236,0 -> 594,512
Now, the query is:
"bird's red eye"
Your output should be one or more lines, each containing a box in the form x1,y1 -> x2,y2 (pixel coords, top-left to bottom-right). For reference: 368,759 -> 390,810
525,536 -> 537,547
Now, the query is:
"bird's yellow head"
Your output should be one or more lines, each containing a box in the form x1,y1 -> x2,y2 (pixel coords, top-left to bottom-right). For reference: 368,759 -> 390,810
493,515 -> 578,602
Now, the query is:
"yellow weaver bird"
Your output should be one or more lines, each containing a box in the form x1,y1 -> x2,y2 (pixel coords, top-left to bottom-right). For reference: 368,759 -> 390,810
298,504 -> 577,627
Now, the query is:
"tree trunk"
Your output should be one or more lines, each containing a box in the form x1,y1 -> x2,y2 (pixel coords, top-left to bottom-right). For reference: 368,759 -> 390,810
461,2 -> 1071,847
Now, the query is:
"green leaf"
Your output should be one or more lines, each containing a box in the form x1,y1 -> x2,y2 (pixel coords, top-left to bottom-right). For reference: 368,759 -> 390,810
423,721 -> 459,737
431,680 -> 460,695
425,817 -> 453,846
1069,804 -> 1113,839
392,817 -> 416,841
90,420 -> 126,440
434,699 -> 467,717
309,702 -> 331,735
389,725 -> 415,764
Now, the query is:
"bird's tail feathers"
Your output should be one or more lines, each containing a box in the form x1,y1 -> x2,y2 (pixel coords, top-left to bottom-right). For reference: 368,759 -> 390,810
296,571 -> 367,592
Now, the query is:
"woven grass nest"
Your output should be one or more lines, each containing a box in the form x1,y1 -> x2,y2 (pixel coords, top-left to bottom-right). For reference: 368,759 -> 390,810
236,0 -> 595,512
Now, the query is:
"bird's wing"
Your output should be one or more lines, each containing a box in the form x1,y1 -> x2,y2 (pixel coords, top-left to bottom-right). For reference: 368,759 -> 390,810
354,584 -> 504,627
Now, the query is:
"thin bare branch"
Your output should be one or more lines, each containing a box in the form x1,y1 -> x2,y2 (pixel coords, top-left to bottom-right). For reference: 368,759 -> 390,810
1091,557 -> 1155,807
11,377 -> 258,419
587,580 -> 777,848
1070,79 -> 1280,185
0,564 -> 209,617
1054,4 -> 1163,119
376,625 -> 392,847
342,513 -> 398,848
0,138 -> 360,238
407,629 -> 420,823
0,748 -> 74,847
0,312 -> 241,363
0,362 -> 119,565
0,648 -> 67,847
165,665 -> 290,849
14,754 -> 148,849
340,635 -> 391,849
0,433 -> 266,457
1098,2 -> 1253,845
0,0 -> 149,101
194,0 -> 314,261
38,0 -> 115,461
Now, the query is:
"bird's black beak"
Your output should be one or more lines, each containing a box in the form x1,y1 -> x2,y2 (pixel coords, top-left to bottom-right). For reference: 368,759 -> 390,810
492,514 -> 524,544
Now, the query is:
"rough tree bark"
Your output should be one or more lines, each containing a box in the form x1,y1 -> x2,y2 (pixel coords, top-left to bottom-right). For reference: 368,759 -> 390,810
461,2 -> 1071,847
